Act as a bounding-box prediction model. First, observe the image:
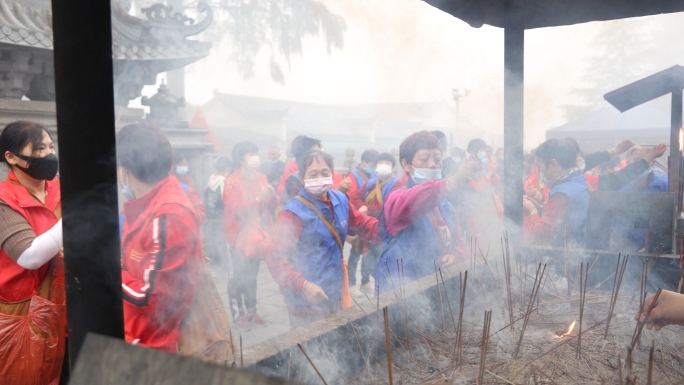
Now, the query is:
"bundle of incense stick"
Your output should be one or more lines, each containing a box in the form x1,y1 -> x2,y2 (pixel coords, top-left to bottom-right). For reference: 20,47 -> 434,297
654,160 -> 684,184
297,342 -> 328,385
605,254 -> 629,338
382,307 -> 393,385
501,236 -> 515,332
478,310 -> 492,385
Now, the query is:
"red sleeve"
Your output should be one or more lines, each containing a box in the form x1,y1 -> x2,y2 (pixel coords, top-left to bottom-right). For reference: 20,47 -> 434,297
347,202 -> 379,244
586,174 -> 599,191
121,208 -> 202,350
266,210 -> 307,292
346,175 -> 360,196
523,193 -> 570,245
350,181 -> 367,209
186,186 -> 206,224
384,179 -> 447,236
223,177 -> 275,221
332,171 -> 344,190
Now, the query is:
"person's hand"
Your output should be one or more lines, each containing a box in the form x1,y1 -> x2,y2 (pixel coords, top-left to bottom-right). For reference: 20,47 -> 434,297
447,161 -> 484,193
257,185 -> 275,202
337,177 -> 351,193
634,289 -> 684,331
522,197 -> 536,216
438,254 -> 457,268
643,143 -> 668,164
359,206 -> 368,214
303,281 -> 329,304
526,187 -> 543,203
611,140 -> 635,156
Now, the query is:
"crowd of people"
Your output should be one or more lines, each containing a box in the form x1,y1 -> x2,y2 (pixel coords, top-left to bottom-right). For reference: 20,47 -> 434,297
1,119 -> 681,384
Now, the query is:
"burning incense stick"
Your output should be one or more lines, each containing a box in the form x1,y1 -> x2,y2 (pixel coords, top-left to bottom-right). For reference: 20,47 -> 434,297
456,270 -> 468,368
514,263 -> 546,360
502,237 -> 515,332
631,288 -> 663,350
605,254 -> 629,338
240,333 -> 244,369
577,262 -> 588,359
382,307 -> 394,385
297,342 -> 328,385
434,262 -> 445,333
647,340 -> 654,385
478,310 -> 492,385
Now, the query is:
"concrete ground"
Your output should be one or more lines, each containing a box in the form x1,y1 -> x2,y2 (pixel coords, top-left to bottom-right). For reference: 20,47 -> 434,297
209,245 -> 373,349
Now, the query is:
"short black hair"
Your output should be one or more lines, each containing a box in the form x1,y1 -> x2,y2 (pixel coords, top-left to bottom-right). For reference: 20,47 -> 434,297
360,149 -> 380,164
0,121 -> 51,165
292,135 -> 321,162
216,156 -> 232,172
174,153 -> 187,165
400,131 -> 440,167
116,123 -> 173,184
536,138 -> 577,169
232,141 -> 259,169
430,130 -> 448,152
564,137 -> 582,157
298,150 -> 334,178
377,152 -> 396,168
467,138 -> 487,153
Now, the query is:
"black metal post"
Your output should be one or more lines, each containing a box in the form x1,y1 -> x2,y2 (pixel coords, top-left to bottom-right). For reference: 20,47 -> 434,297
669,87 -> 682,213
503,0 -> 525,231
52,0 -> 124,367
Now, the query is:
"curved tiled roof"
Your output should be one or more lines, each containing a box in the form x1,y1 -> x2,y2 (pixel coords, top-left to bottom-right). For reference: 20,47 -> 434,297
0,0 -> 212,62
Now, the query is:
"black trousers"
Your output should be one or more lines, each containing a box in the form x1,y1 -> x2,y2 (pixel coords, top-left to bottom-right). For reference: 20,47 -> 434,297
202,220 -> 229,270
361,243 -> 382,285
347,246 -> 364,286
227,249 -> 260,319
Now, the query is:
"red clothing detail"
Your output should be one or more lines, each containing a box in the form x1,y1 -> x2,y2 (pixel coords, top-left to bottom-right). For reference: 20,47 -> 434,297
277,161 -> 299,195
186,185 -> 206,223
383,179 -> 465,258
523,192 -> 570,245
121,175 -> 202,352
173,173 -> 195,189
383,179 -> 447,236
351,179 -> 405,219
0,170 -> 60,302
267,196 -> 379,293
222,169 -> 278,246
585,174 -> 599,191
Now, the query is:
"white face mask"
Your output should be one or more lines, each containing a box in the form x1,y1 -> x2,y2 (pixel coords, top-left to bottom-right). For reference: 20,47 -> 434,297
246,155 -> 260,169
376,164 -> 393,178
304,176 -> 333,197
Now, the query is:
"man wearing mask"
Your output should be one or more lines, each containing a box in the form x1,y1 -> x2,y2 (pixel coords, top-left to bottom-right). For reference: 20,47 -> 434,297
173,154 -> 195,189
347,149 -> 379,196
223,142 -> 278,331
431,130 -> 458,178
523,138 -> 589,246
375,131 -> 473,295
350,153 -> 405,295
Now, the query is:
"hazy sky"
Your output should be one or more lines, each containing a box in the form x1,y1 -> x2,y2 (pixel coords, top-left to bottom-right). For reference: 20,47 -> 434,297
134,0 -> 681,148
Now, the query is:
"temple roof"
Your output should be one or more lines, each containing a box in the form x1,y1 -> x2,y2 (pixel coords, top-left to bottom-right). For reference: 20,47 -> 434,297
424,0 -> 684,29
0,0 -> 212,62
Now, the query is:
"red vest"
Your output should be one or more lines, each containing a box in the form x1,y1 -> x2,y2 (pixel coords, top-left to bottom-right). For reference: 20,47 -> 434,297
0,171 -> 61,302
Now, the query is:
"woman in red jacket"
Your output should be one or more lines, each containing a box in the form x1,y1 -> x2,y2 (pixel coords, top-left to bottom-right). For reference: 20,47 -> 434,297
223,141 -> 278,331
0,121 -> 65,385
117,123 -> 203,353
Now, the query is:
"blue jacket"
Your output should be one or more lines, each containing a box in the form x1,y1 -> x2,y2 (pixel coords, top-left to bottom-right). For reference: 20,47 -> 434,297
364,176 -> 400,203
549,171 -> 590,246
375,178 -> 459,294
350,166 -> 371,188
618,172 -> 669,193
281,189 -> 350,307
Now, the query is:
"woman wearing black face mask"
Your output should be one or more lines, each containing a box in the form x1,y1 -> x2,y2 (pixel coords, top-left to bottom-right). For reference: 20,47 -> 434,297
0,121 -> 66,384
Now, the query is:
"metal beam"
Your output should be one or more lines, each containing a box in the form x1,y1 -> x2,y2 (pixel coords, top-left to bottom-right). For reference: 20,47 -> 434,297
52,0 -> 124,367
669,87 -> 682,213
503,0 -> 525,231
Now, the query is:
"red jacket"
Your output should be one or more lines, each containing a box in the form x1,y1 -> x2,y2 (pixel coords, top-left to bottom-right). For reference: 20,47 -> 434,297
121,176 -> 202,352
222,169 -> 278,246
0,171 -> 61,302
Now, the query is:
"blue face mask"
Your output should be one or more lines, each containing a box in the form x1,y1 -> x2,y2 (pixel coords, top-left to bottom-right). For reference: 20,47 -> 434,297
453,157 -> 462,163
539,171 -> 549,187
176,166 -> 189,175
121,183 -> 136,201
477,151 -> 489,164
364,167 -> 375,175
412,166 -> 442,184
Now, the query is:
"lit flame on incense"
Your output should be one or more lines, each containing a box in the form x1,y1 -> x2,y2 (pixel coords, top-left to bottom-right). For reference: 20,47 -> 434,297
553,320 -> 576,339
679,127 -> 683,152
